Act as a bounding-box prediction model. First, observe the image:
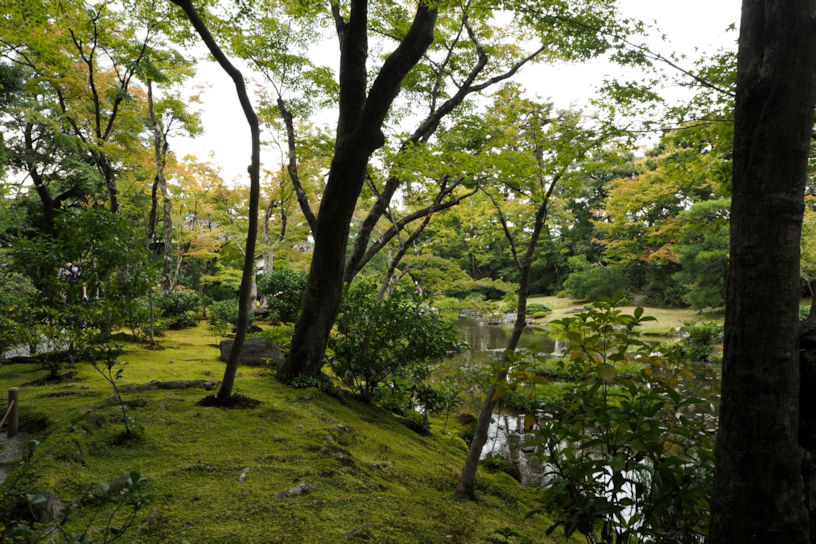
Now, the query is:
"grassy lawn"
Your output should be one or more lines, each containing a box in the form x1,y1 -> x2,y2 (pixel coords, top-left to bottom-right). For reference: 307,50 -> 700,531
526,295 -> 724,337
0,324 -> 579,544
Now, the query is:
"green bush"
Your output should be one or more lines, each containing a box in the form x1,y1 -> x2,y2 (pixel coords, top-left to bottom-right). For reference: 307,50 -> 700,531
257,268 -> 307,322
539,299 -> 714,542
328,282 -> 462,402
207,299 -> 254,338
207,299 -> 240,327
563,266 -> 628,301
801,305 -> 812,322
532,311 -> 549,319
525,303 -> 551,316
681,320 -> 723,362
156,291 -> 201,320
205,283 -> 237,302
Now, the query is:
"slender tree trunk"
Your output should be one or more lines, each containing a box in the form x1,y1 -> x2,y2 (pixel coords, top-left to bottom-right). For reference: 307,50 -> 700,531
709,2 -> 816,541
147,79 -> 174,292
147,176 -> 159,248
456,191 -> 552,498
170,0 -> 261,402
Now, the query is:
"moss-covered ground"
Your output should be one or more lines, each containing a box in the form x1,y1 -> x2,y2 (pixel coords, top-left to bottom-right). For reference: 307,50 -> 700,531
0,324 -> 579,544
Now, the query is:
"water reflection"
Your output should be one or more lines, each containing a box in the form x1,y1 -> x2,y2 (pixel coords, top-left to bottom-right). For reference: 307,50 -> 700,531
453,316 -> 555,356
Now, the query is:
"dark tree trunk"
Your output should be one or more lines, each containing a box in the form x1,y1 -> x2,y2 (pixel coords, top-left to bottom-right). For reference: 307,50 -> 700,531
170,0 -> 261,402
709,2 -> 816,542
276,0 -> 437,382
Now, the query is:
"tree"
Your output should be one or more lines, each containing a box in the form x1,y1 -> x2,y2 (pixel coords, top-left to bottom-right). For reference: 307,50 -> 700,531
274,0 -> 439,381
454,91 -> 607,498
222,0 -> 636,382
169,0 -> 261,404
708,1 -> 816,542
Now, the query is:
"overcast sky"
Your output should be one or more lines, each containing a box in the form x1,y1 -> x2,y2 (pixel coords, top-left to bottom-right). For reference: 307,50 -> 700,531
173,0 -> 742,183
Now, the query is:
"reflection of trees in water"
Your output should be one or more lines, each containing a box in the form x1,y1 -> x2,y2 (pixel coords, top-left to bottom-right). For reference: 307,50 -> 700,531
454,316 -> 555,353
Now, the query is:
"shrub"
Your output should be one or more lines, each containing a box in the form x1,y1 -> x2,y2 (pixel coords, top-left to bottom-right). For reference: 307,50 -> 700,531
539,298 -> 714,542
207,299 -> 254,330
525,303 -> 551,316
205,283 -> 237,302
563,266 -> 628,301
501,292 -> 518,313
801,305 -> 812,322
156,291 -> 201,329
257,268 -> 307,322
681,320 -> 723,362
328,282 -> 462,402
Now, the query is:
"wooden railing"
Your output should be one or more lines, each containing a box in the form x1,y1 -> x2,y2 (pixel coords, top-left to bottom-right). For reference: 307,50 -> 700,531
0,387 -> 19,438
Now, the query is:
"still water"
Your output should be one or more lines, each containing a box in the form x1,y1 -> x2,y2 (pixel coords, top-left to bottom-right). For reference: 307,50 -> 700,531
452,316 -> 555,486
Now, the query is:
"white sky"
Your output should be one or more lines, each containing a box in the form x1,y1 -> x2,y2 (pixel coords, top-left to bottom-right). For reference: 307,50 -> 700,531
173,0 -> 742,184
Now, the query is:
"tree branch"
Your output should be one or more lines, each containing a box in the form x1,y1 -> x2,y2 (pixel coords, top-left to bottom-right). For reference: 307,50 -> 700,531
277,97 -> 317,234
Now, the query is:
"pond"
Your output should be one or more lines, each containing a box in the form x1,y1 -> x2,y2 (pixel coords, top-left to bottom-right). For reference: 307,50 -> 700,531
450,314 -> 721,487
451,316 -> 558,486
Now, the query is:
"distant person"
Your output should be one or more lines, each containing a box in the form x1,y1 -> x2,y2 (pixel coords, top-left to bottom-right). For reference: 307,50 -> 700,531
62,262 -> 88,304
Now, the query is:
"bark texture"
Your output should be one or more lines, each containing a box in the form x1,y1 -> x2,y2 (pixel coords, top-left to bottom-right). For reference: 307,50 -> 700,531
709,1 -> 816,541
276,0 -> 437,381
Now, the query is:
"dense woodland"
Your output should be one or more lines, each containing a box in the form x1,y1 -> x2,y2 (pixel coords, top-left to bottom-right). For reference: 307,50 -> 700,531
1,0 -> 815,542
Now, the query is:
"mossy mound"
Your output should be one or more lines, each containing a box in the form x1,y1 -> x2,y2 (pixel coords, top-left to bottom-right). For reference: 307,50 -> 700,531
0,323 -> 578,543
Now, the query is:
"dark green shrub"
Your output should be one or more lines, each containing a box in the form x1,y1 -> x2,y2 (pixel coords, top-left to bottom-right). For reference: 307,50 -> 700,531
205,283 -> 237,302
563,266 -> 629,301
156,291 -> 201,328
207,299 -> 247,339
257,268 -> 307,322
681,320 -> 723,362
525,303 -> 551,316
328,282 -> 462,402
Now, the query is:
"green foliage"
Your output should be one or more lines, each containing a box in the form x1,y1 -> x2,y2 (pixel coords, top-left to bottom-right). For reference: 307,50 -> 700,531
525,303 -> 550,316
156,291 -> 201,329
537,299 -> 714,543
328,282 -> 462,402
86,343 -> 139,438
257,267 -> 307,323
681,321 -> 723,362
563,266 -> 628,301
207,298 -> 253,339
501,292 -> 519,313
801,305 -> 812,322
672,199 -> 730,309
0,264 -> 37,355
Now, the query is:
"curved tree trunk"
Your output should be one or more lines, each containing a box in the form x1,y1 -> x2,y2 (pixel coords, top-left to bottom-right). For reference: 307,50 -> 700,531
709,1 -> 816,541
170,0 -> 261,402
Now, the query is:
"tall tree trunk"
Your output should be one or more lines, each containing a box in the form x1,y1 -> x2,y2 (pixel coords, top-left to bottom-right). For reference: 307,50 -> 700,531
709,2 -> 816,542
456,186 -> 554,498
170,0 -> 261,402
147,176 -> 159,248
276,0 -> 437,382
147,79 -> 174,292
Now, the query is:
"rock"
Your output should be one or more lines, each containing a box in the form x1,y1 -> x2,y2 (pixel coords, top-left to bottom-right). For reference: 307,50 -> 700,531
32,492 -> 63,525
219,338 -> 285,368
275,482 -> 313,498
521,446 -> 536,454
